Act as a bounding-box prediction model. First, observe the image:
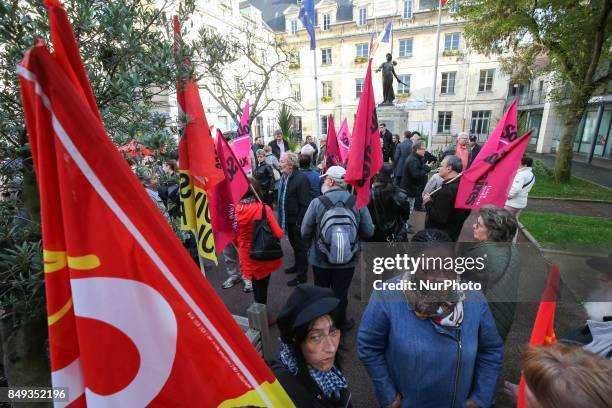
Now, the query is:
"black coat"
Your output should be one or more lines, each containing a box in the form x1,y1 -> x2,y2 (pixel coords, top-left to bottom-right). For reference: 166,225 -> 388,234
393,139 -> 413,177
425,177 -> 471,241
281,170 -> 312,225
253,162 -> 274,193
380,129 -> 393,158
269,359 -> 352,408
469,143 -> 481,167
400,154 -> 431,197
368,183 -> 411,241
269,139 -> 290,160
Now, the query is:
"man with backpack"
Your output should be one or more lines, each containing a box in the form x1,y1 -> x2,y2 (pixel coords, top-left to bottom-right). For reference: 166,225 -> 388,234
301,166 -> 374,331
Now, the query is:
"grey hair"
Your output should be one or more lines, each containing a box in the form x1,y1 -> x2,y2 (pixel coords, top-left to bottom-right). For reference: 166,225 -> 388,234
443,155 -> 463,173
274,129 -> 283,136
479,205 -> 518,242
282,151 -> 299,169
412,140 -> 425,152
256,149 -> 266,156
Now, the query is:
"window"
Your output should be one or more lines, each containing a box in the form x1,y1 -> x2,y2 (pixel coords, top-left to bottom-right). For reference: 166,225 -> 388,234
358,7 -> 367,25
292,116 -> 302,132
289,52 -> 300,65
444,33 -> 460,50
398,75 -> 410,94
322,13 -> 331,31
290,20 -> 297,35
356,43 -> 369,58
399,38 -> 413,57
218,115 -> 228,131
441,72 -> 456,94
322,81 -> 332,98
403,0 -> 413,19
438,111 -> 452,133
321,115 -> 329,135
355,78 -> 364,98
479,69 -> 495,92
470,111 -> 491,136
255,117 -> 264,138
291,84 -> 301,101
266,117 -> 275,138
321,48 -> 332,65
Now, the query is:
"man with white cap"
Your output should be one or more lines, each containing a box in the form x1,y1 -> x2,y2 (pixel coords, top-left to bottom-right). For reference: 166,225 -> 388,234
301,166 -> 374,331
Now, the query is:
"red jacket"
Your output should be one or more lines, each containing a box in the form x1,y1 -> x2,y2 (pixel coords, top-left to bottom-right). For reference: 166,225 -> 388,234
236,201 -> 283,280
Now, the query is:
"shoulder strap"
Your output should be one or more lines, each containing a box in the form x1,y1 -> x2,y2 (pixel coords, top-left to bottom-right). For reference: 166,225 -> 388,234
522,174 -> 535,189
318,195 -> 334,210
345,195 -> 357,209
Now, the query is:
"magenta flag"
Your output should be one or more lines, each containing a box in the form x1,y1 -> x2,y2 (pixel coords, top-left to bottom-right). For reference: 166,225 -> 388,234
455,130 -> 531,209
209,129 -> 250,252
337,118 -> 351,163
231,100 -> 252,174
345,58 -> 383,208
324,114 -> 341,171
472,98 -> 517,168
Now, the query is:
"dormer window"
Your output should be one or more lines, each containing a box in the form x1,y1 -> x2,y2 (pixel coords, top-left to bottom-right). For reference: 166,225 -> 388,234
291,20 -> 298,35
403,0 -> 413,19
322,13 -> 331,31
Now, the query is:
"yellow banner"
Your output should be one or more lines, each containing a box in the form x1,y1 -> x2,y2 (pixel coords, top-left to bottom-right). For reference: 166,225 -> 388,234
179,170 -> 217,264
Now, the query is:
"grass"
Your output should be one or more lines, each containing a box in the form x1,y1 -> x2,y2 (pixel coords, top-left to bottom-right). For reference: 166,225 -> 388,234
521,211 -> 612,252
530,160 -> 612,201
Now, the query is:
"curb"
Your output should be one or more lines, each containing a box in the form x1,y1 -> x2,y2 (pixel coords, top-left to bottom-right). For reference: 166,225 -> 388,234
572,174 -> 612,192
529,197 -> 612,204
518,222 -> 609,257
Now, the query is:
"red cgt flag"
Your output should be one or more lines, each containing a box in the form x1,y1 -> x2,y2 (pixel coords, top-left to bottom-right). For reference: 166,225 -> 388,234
517,265 -> 560,408
324,114 -> 341,171
208,130 -> 249,253
345,58 -> 383,208
18,3 -> 293,407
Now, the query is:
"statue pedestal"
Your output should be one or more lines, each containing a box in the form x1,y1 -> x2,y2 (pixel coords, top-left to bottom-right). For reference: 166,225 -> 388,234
376,104 -> 409,135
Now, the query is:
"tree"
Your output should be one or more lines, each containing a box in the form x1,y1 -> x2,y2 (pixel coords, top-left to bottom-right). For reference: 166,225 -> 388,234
453,0 -> 611,182
0,0 -> 194,387
193,21 -> 297,132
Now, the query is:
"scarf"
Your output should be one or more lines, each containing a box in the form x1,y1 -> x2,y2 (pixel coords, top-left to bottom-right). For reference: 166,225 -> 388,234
279,343 -> 348,399
403,273 -> 465,327
278,172 -> 292,230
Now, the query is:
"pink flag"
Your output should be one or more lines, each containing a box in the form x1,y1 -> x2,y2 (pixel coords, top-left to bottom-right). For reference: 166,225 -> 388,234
232,100 -> 252,174
337,118 -> 351,163
209,129 -> 250,252
455,130 -> 531,209
345,58 -> 383,208
472,98 -> 517,168
324,114 -> 341,171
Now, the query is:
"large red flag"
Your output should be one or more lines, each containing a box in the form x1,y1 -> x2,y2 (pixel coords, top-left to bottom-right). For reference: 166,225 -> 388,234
174,16 -> 224,264
209,130 -> 249,252
472,98 -> 517,168
345,58 -> 383,208
455,130 -> 531,209
18,5 -> 292,407
324,114 -> 341,171
517,265 -> 560,408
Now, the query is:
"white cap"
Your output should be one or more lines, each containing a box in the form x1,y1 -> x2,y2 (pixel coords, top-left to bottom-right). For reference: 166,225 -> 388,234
300,143 -> 315,156
320,165 -> 346,181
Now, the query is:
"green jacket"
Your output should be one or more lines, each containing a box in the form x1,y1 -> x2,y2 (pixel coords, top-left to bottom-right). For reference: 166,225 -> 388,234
463,243 -> 520,341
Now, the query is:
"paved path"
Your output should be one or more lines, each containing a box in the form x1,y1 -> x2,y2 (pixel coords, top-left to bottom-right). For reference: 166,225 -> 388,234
527,198 -> 612,218
531,153 -> 612,189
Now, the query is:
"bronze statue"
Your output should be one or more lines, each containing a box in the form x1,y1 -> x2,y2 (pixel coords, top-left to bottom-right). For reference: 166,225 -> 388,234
376,53 -> 407,105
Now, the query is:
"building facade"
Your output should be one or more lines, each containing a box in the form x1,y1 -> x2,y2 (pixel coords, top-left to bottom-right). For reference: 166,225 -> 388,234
506,77 -> 612,159
250,0 -> 511,148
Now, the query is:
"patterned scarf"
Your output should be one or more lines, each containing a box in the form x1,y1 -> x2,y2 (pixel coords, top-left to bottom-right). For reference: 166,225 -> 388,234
279,343 -> 348,399
278,172 -> 291,230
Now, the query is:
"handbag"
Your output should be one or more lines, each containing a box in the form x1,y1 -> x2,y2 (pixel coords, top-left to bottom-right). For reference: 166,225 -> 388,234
250,204 -> 283,260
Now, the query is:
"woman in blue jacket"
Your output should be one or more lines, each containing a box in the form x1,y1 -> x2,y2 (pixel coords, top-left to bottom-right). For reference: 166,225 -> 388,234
358,244 -> 503,408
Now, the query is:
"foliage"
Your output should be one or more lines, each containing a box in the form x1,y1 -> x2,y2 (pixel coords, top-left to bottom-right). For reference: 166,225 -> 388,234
451,0 -> 611,182
530,160 -> 612,201
521,211 -> 612,252
193,20 -> 297,129
289,63 -> 300,70
277,103 -> 296,151
354,56 -> 368,64
321,95 -> 333,103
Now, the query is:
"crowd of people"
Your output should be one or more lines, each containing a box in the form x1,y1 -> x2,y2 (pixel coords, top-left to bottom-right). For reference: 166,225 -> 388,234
132,126 -> 611,408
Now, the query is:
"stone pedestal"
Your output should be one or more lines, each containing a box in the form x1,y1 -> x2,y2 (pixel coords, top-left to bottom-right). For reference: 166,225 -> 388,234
376,104 -> 409,135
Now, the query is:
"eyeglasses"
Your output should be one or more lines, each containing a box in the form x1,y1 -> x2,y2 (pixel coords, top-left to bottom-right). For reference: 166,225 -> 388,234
306,328 -> 340,344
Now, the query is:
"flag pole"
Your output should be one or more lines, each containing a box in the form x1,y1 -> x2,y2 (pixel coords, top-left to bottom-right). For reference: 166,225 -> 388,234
428,0 -> 443,151
313,50 -> 321,147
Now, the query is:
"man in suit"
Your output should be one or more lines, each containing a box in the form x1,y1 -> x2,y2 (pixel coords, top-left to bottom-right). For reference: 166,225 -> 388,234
379,123 -> 394,163
268,129 -> 289,160
393,130 -> 413,186
468,135 -> 482,167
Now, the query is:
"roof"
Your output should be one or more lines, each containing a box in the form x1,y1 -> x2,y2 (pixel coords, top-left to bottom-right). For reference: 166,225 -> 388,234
247,0 -> 354,32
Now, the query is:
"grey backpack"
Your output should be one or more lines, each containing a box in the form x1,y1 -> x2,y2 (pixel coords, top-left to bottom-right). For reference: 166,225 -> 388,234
317,195 -> 359,265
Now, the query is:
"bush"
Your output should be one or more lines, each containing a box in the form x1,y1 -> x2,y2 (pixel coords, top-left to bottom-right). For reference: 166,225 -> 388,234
532,160 -> 553,177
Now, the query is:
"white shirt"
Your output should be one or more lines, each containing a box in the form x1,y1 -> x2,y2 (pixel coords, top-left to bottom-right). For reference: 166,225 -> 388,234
505,167 -> 535,209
